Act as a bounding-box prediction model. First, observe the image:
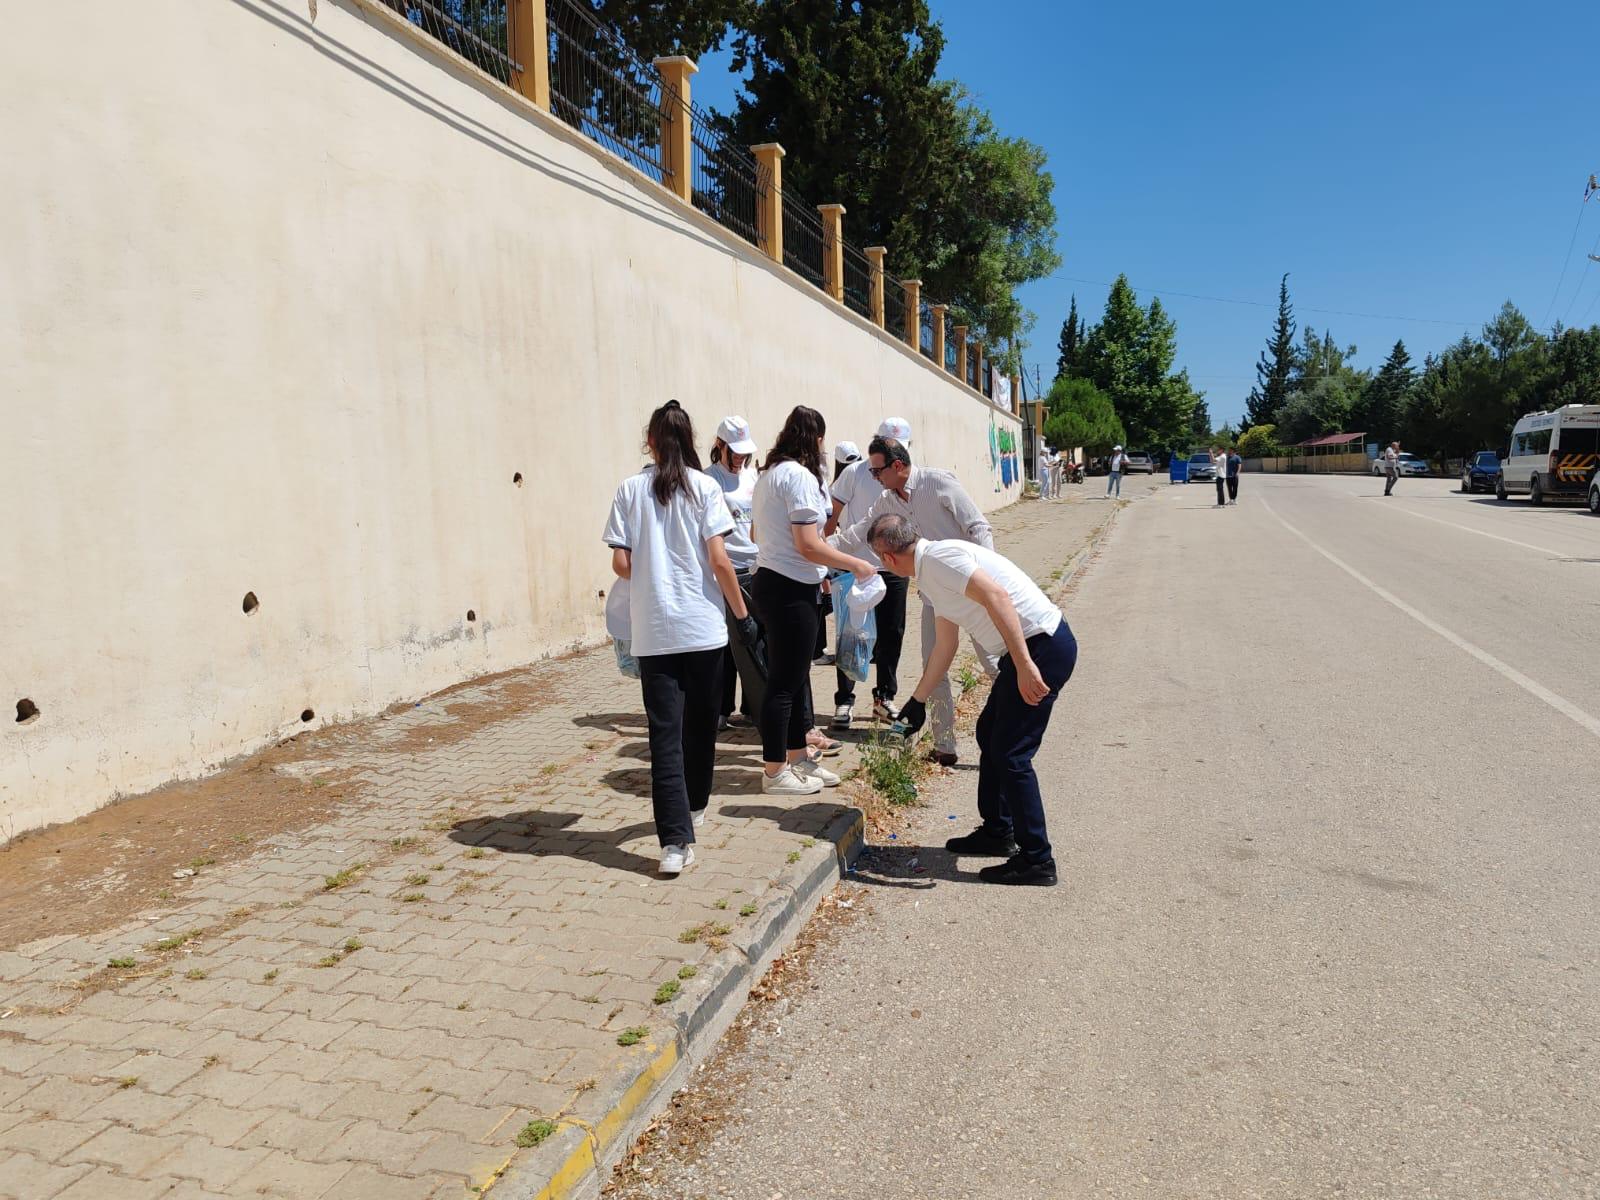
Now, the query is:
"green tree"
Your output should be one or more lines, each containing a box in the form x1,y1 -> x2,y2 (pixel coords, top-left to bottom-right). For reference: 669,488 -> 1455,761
1189,394 -> 1212,440
1055,295 -> 1082,380
1077,279 -> 1198,448
1277,377 -> 1355,444
1235,424 -> 1281,458
1043,376 -> 1124,455
725,2 -> 1059,343
591,0 -> 742,58
1352,339 -> 1413,444
1245,273 -> 1295,428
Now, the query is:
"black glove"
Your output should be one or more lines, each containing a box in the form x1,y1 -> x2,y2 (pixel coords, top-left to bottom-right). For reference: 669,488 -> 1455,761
895,697 -> 927,737
733,614 -> 760,647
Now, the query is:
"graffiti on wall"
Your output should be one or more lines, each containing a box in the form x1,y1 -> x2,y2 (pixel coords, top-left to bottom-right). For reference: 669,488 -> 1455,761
989,415 -> 1019,491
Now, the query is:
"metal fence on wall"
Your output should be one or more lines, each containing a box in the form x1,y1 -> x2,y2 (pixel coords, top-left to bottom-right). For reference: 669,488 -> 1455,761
379,1 -> 518,84
547,0 -> 668,185
687,102 -> 768,253
883,272 -> 908,341
841,243 -> 873,322
782,194 -> 827,292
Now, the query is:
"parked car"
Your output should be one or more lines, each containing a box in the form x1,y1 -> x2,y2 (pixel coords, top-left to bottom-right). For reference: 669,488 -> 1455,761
1124,452 -> 1155,474
1459,450 -> 1501,493
1496,403 -> 1600,504
1589,471 -> 1600,516
1370,452 -> 1430,477
1186,451 -> 1216,482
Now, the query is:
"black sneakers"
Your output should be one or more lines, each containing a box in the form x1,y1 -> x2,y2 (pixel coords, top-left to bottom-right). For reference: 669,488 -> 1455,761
977,855 -> 1058,886
944,827 -> 1019,857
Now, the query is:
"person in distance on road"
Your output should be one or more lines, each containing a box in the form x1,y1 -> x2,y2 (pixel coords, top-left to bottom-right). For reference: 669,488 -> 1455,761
868,513 -> 1077,886
1213,446 -> 1228,508
1383,440 -> 1401,497
1227,445 -> 1242,504
1106,445 -> 1127,498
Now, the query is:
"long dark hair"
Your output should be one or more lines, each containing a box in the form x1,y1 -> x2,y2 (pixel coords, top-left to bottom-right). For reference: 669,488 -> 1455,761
646,400 -> 701,505
762,405 -> 826,486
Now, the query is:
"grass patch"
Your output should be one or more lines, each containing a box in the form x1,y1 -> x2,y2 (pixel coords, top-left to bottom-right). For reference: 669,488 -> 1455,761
189,856 -> 216,871
516,1118 -> 558,1148
117,1077 -> 138,1090
343,937 -> 364,954
390,835 -> 422,849
579,993 -> 600,1004
149,929 -> 200,953
316,954 -> 341,968
652,980 -> 681,1005
263,969 -> 279,982
107,957 -> 135,969
465,847 -> 486,860
616,1026 -> 649,1046
955,665 -> 980,693
539,763 -> 559,776
203,1055 -> 220,1068
786,851 -> 801,864
712,898 -> 728,910
404,873 -> 431,887
155,889 -> 172,901
739,902 -> 756,917
802,838 -> 816,848
401,892 -> 426,903
677,965 -> 697,980
184,969 -> 207,981
859,733 -> 922,807
322,862 -> 368,891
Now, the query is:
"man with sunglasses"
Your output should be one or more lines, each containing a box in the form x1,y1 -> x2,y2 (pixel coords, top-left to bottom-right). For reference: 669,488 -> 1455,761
831,436 -> 996,766
825,418 -> 915,730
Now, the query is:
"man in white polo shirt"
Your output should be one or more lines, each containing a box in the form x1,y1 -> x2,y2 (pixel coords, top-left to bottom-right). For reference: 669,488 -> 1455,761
868,513 -> 1078,886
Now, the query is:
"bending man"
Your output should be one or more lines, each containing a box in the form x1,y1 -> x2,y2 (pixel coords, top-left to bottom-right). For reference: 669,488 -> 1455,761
869,513 -> 1078,886
832,436 -> 996,767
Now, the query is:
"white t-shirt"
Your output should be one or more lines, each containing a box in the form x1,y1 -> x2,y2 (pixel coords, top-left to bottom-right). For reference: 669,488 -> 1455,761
830,459 -> 884,569
602,466 -> 734,657
753,460 -> 829,584
913,538 -> 1061,658
1109,453 -> 1127,473
706,460 -> 758,570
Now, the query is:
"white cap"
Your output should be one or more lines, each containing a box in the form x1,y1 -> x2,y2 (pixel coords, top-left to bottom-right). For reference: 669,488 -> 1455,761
716,415 -> 758,457
1112,445 -> 1122,451
834,440 -> 862,465
877,417 -> 912,446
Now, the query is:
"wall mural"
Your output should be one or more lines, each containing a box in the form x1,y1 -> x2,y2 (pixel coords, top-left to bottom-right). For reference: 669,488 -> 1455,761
990,415 -> 1019,491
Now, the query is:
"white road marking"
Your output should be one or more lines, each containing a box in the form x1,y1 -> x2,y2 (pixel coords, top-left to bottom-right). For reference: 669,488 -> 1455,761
1359,498 -> 1567,558
1260,497 -> 1600,742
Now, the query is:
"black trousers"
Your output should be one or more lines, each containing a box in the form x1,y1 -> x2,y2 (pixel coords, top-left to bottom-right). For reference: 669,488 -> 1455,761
1384,471 -> 1397,495
751,568 -> 819,763
638,648 -> 724,848
834,570 -> 909,706
975,623 -> 1078,865
1226,475 -> 1239,501
1215,477 -> 1227,506
720,569 -> 766,719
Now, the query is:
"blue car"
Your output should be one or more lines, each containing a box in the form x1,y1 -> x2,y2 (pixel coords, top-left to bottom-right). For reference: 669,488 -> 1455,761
1460,450 -> 1501,494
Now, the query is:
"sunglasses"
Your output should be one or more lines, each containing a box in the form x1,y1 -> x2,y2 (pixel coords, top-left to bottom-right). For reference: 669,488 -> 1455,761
868,462 -> 896,478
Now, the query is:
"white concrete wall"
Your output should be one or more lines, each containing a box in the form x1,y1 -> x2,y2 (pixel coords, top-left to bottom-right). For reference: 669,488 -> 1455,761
0,0 -> 1021,839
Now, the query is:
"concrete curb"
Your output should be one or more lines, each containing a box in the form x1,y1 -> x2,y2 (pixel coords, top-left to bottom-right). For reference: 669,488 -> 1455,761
489,806 -> 866,1199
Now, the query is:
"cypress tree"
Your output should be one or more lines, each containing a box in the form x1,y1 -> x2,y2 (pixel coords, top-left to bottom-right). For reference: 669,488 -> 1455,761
1056,295 -> 1081,380
1245,273 -> 1296,428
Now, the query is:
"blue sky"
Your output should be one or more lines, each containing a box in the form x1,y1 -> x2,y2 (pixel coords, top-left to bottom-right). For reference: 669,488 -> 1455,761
689,0 -> 1600,427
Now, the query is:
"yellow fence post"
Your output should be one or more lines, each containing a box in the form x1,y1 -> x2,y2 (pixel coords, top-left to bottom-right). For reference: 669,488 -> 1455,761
653,56 -> 697,203
903,280 -> 922,349
752,144 -> 784,264
1011,374 -> 1021,417
954,325 -> 969,384
865,247 -> 887,328
931,304 -> 947,371
508,0 -> 550,110
974,339 -> 987,392
818,205 -> 846,303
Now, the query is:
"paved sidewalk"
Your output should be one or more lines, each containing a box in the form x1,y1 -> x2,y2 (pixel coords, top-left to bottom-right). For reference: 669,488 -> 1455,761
0,484 -> 1136,1200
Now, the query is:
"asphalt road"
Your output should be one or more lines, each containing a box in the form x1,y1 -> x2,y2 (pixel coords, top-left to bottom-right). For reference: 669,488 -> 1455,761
608,473 -> 1600,1200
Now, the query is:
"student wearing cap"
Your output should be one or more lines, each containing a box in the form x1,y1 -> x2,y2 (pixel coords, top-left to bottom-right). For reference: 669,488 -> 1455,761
751,407 -> 876,797
831,436 -> 996,767
868,512 -> 1077,886
708,416 -> 765,728
823,418 -> 914,729
1106,445 -> 1128,498
604,402 -> 759,876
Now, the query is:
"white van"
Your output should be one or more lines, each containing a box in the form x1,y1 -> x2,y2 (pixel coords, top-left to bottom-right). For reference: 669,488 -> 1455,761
1496,404 -> 1600,504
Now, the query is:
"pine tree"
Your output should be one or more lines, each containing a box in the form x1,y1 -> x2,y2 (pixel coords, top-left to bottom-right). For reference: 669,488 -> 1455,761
1055,295 -> 1081,380
1189,395 -> 1212,440
1354,339 -> 1413,443
1245,273 -> 1296,428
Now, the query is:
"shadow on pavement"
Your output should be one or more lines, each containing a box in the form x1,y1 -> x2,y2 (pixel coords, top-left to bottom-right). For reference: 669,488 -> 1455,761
448,811 -> 661,877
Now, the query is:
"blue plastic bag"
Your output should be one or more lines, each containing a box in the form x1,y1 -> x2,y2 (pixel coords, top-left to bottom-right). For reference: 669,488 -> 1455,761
613,638 -> 640,680
832,572 -> 877,684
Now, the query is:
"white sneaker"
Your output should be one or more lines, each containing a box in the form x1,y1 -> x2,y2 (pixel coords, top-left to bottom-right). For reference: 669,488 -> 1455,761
691,807 -> 707,828
761,766 -> 823,796
831,703 -> 853,730
794,758 -> 841,788
871,697 -> 900,722
659,844 -> 695,875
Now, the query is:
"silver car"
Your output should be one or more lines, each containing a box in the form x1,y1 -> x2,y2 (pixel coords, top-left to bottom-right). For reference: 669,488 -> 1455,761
1186,452 -> 1215,482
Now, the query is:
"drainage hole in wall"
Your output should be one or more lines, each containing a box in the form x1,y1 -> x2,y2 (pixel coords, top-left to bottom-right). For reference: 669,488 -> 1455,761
242,591 -> 260,615
16,698 -> 40,725
467,610 -> 477,623
513,472 -> 523,487
300,708 -> 315,723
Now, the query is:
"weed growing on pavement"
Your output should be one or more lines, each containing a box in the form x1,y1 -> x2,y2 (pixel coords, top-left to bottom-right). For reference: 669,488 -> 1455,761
185,969 -> 207,981
516,1118 -> 558,1148
343,937 -> 363,954
390,835 -> 421,849
739,902 -> 756,917
149,929 -> 200,953
117,1077 -> 138,1089
263,969 -> 279,982
108,957 -> 135,969
203,1055 -> 220,1068
616,1026 -> 648,1046
316,954 -> 341,968
802,838 -> 816,848
405,873 -> 430,886
322,862 -> 367,891
858,734 -> 921,807
465,847 -> 485,860
653,980 -> 681,1005
401,892 -> 426,903
712,898 -> 728,910
456,1001 -> 470,1011
677,965 -> 697,980
955,665 -> 980,693
580,994 -> 600,1004
189,856 -> 216,871
577,1078 -> 596,1092
786,851 -> 801,864
677,925 -> 704,944
539,764 -> 559,776
155,889 -> 172,901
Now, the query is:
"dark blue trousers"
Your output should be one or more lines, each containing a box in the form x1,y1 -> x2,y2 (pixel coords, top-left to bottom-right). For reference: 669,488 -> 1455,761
974,622 -> 1078,865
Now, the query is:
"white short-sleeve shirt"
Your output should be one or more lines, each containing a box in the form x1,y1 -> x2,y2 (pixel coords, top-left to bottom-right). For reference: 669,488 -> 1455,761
913,538 -> 1061,658
830,459 -> 884,569
753,460 -> 829,584
706,460 -> 759,570
602,466 -> 734,657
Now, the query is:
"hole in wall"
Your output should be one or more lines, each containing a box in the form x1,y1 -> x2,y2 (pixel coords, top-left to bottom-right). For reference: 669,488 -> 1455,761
597,589 -> 606,599
242,591 -> 260,615
466,610 -> 478,624
513,472 -> 523,487
300,709 -> 315,723
16,698 -> 40,725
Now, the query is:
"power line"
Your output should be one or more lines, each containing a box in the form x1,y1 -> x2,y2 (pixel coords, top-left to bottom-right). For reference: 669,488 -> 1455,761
1557,225 -> 1600,328
1042,274 -> 1475,327
1538,188 -> 1593,329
